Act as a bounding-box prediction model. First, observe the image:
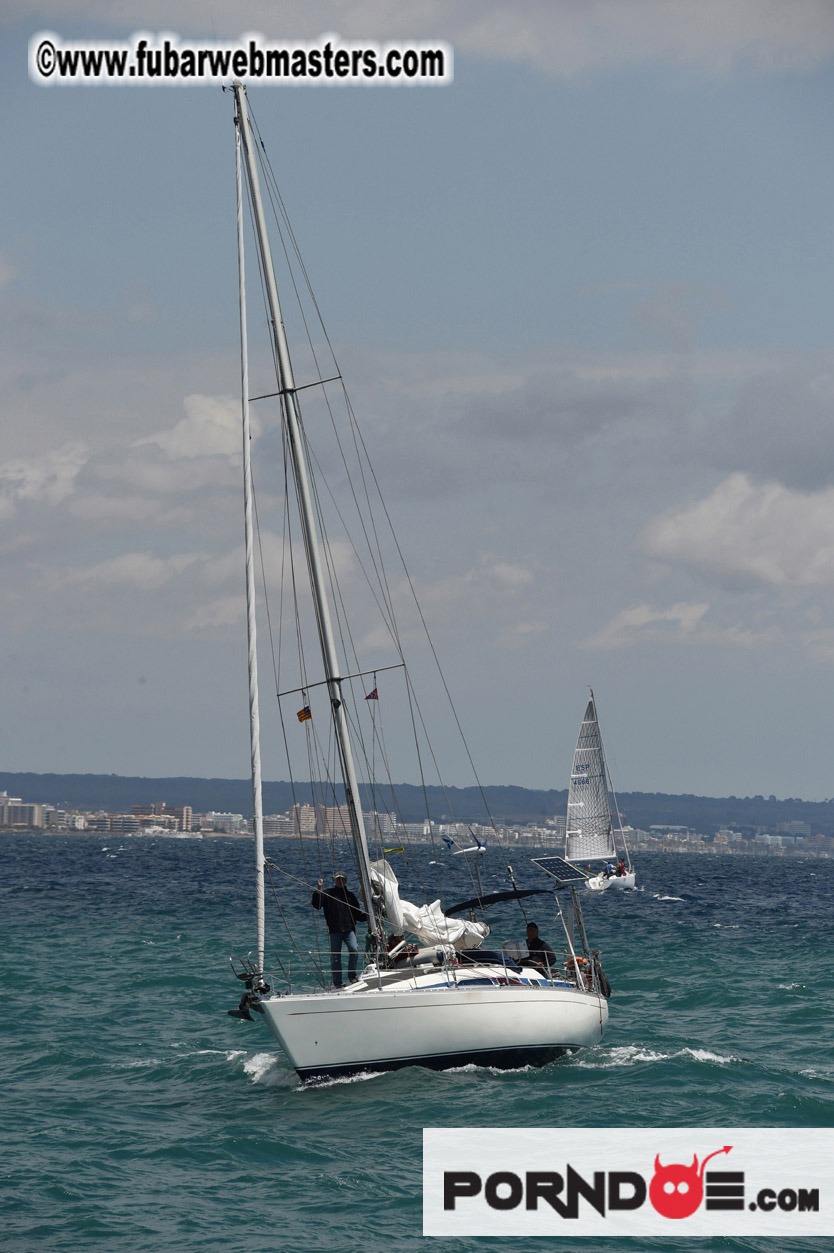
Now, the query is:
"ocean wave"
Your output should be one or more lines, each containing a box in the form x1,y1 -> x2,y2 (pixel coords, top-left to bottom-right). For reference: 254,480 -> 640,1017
299,1068 -> 388,1090
575,1044 -> 740,1069
441,1062 -> 537,1078
653,894 -> 684,902
242,1050 -> 285,1085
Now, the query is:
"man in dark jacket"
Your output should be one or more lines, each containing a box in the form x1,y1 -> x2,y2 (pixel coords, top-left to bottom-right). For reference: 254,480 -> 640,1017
525,921 -> 557,972
312,872 -> 367,988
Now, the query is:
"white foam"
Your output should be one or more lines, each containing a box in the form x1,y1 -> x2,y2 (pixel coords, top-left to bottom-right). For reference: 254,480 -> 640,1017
683,1047 -> 739,1064
653,894 -> 684,902
575,1044 -> 739,1069
441,1062 -> 536,1077
243,1051 -> 281,1084
301,1068 -> 387,1090
800,1067 -> 833,1082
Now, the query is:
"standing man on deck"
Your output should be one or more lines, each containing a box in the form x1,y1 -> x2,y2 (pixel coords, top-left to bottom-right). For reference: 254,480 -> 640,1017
312,871 -> 367,988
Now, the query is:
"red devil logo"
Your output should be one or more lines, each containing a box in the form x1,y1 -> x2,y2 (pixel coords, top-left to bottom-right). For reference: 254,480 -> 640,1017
649,1146 -> 732,1218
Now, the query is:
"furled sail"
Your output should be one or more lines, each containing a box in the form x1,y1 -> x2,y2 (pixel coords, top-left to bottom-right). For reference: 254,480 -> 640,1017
369,860 -> 490,950
565,698 -> 617,861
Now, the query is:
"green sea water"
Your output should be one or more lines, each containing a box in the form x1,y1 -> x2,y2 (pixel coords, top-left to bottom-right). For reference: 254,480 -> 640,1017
2,837 -> 832,1252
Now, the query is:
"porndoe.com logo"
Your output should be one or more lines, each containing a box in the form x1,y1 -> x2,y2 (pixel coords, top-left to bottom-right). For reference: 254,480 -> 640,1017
423,1128 -> 833,1237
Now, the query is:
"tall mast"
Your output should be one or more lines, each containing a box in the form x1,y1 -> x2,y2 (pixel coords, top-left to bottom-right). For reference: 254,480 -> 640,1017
234,100 -> 265,977
231,83 -> 379,941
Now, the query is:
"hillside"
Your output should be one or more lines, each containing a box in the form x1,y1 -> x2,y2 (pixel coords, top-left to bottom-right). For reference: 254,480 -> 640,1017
2,771 -> 833,834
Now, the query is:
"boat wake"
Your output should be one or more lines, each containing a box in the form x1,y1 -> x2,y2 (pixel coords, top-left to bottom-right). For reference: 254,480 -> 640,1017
574,1044 -> 741,1069
241,1051 -> 287,1085
298,1068 -> 389,1090
443,1062 -> 538,1078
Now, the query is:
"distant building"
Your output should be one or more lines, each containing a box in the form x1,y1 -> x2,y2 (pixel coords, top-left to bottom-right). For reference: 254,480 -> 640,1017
0,791 -> 22,825
2,796 -> 46,828
263,814 -> 295,835
169,805 -> 193,832
317,804 -> 352,837
109,814 -> 141,832
367,811 -> 397,837
778,820 -> 811,838
292,803 -> 316,833
207,811 -> 245,833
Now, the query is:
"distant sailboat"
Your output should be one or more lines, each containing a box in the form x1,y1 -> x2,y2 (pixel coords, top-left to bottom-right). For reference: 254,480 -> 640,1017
565,693 -> 636,891
443,833 -> 487,856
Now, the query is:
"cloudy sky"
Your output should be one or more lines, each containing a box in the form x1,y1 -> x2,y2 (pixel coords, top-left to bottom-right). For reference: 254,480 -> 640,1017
4,2 -> 834,800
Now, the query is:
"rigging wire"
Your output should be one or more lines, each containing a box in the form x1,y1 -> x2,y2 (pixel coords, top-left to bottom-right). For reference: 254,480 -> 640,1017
241,98 -> 532,942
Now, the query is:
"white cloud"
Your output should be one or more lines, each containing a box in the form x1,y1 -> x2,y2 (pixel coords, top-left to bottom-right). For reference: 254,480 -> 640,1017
453,0 -> 834,74
418,552 -> 538,634
183,595 -> 244,632
584,600 -> 709,649
14,2 -> 834,74
495,618 -> 549,650
798,627 -> 834,663
583,599 -> 778,650
61,550 -> 202,591
701,361 -> 834,491
641,473 -> 834,589
90,452 -> 239,498
67,494 -> 192,525
0,442 -> 88,516
134,393 -> 251,461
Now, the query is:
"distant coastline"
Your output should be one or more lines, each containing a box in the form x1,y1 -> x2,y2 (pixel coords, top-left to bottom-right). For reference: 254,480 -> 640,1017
1,769 -> 834,836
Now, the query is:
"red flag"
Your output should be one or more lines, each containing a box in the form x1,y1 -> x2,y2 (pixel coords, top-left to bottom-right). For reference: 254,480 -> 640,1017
365,688 -> 378,701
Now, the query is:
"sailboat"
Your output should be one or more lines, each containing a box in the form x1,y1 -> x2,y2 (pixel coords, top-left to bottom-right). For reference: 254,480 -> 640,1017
225,83 -> 611,1081
565,693 -> 636,891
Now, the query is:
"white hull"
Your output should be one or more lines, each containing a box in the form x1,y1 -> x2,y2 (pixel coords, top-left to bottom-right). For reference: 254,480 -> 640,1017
259,967 -> 607,1081
586,871 -> 636,892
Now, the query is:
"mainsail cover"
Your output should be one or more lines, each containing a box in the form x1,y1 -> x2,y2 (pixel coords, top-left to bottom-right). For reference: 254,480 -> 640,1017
565,697 -> 617,861
369,859 -> 489,950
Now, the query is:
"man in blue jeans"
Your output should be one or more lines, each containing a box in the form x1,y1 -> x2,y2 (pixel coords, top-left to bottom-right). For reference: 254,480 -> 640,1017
311,871 -> 367,988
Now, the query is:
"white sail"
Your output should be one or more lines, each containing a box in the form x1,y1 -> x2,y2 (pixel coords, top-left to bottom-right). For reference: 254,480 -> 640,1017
370,860 -> 489,950
565,697 -> 617,862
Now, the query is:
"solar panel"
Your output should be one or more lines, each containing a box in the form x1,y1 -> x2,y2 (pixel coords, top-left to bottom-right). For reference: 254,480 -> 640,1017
531,856 -> 590,886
